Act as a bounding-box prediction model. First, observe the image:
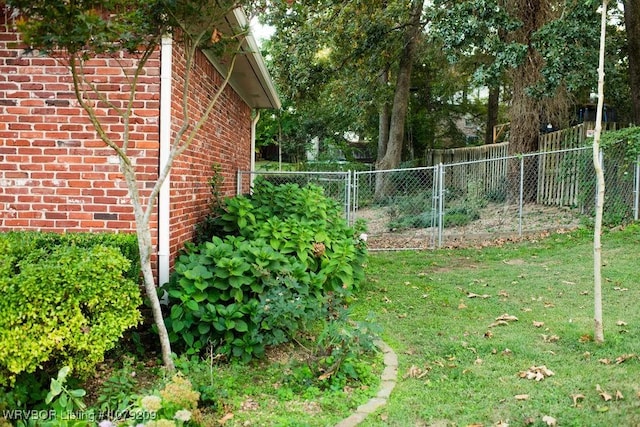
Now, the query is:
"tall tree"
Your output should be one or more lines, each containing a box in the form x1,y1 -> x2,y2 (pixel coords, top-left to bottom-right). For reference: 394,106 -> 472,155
8,0 -> 251,371
376,0 -> 425,171
261,1 -> 426,168
624,0 -> 640,124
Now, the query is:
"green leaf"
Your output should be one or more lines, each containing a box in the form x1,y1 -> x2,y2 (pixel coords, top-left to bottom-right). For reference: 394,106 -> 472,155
49,379 -> 62,399
231,288 -> 243,302
234,319 -> 249,332
57,366 -> 70,381
185,300 -> 199,312
172,319 -> 185,333
69,389 -> 86,398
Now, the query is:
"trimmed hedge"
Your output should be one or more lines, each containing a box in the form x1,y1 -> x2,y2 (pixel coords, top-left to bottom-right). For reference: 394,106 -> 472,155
0,232 -> 142,386
0,231 -> 140,283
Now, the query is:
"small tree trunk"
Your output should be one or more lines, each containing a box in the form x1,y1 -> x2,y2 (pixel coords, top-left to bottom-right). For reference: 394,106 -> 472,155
121,161 -> 176,370
592,0 -> 608,344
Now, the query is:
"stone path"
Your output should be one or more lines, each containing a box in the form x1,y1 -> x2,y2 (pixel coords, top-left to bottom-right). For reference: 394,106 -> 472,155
334,340 -> 398,427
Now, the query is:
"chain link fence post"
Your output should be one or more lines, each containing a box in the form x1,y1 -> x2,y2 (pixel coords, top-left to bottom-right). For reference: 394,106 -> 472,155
635,156 -> 640,221
437,163 -> 444,248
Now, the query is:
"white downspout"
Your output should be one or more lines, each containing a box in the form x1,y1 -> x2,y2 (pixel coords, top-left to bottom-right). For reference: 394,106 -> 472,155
158,35 -> 173,287
250,110 -> 260,190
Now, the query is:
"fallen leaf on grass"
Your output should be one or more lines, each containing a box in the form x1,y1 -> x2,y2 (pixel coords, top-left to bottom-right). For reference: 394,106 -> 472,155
544,302 -> 555,308
458,302 -> 468,309
218,413 -> 234,425
495,421 -> 509,427
404,364 -> 429,379
616,390 -> 624,400
579,334 -> 593,343
616,320 -> 628,326
488,320 -> 510,328
519,365 -> 554,381
597,384 -> 612,401
502,348 -> 513,356
561,280 -> 576,285
613,286 -> 629,291
498,290 -> 509,298
616,354 -> 636,364
541,335 -> 559,343
496,313 -> 519,322
580,291 -> 589,295
484,331 -> 494,338
467,292 -> 491,299
533,321 -> 545,328
542,415 -> 557,426
515,394 -> 529,400
598,358 -> 611,365
572,393 -> 585,407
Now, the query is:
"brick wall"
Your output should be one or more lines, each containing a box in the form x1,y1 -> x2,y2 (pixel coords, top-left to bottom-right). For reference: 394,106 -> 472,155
168,42 -> 252,265
0,9 -> 158,236
0,6 -> 253,274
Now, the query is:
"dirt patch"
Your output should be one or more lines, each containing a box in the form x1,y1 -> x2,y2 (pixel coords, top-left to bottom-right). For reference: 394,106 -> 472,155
356,203 -> 581,250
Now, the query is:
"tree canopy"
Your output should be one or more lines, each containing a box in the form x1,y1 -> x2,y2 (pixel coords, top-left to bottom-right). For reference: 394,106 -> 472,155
258,0 -> 637,165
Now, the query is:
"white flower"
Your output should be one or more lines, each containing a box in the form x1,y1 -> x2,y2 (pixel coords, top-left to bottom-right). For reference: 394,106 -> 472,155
174,409 -> 192,422
359,233 -> 368,242
99,421 -> 114,427
141,395 -> 163,412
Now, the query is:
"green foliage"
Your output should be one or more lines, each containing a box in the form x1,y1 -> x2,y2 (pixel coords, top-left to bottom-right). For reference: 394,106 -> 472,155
7,0 -> 167,55
167,179 -> 368,361
94,357 -> 139,414
0,240 -> 142,386
307,310 -> 380,392
193,164 -> 226,245
0,231 -> 140,283
599,126 -> 640,161
575,132 -> 640,227
11,367 -> 90,427
6,0 -> 243,57
443,205 -> 481,227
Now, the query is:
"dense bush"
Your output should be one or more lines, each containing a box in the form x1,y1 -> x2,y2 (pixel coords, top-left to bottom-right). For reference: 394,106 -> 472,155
0,233 -> 142,387
0,231 -> 140,283
166,179 -> 368,361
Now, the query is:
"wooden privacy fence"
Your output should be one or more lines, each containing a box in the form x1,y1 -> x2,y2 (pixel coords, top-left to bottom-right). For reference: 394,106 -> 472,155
425,141 -> 509,166
537,124 -> 586,206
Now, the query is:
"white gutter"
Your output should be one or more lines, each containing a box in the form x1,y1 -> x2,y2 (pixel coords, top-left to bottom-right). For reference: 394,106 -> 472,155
158,35 -> 173,287
250,110 -> 260,190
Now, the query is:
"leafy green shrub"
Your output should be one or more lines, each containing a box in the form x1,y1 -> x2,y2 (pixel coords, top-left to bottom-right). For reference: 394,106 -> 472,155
443,205 -> 481,227
388,210 -> 435,231
0,244 -> 142,386
0,231 -> 140,283
168,180 -> 368,361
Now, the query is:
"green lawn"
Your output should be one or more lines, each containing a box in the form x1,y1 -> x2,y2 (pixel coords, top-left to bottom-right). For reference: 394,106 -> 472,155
352,225 -> 640,426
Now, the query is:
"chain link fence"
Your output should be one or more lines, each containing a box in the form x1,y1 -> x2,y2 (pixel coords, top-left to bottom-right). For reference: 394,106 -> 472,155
239,147 -> 640,251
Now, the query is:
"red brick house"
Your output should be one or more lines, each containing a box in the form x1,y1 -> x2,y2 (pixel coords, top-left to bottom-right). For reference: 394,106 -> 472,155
0,5 -> 280,284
